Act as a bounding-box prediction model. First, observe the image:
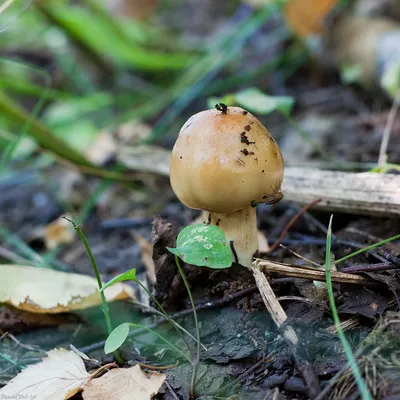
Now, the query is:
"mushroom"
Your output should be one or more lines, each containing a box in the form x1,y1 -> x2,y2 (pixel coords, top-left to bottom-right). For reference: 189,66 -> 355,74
170,105 -> 309,383
170,104 -> 284,267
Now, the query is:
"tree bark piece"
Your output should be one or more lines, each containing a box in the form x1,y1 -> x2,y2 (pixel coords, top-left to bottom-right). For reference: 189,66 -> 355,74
282,168 -> 400,217
118,147 -> 400,217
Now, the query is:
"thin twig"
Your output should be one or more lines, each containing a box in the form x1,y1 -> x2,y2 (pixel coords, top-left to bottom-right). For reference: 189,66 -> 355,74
268,198 -> 322,253
165,380 -> 180,400
378,89 -> 400,167
138,362 -> 178,370
279,244 -> 323,267
342,262 -> 400,274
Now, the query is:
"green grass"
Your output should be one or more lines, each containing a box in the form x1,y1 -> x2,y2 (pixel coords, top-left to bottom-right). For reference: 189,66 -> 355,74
0,60 -> 51,175
336,233 -> 400,264
325,215 -> 372,400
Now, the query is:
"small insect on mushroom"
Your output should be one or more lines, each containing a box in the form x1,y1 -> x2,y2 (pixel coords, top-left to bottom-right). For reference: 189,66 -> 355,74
170,104 -> 284,266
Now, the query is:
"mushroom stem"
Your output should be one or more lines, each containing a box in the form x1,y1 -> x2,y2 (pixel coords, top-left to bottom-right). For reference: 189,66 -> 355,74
201,207 -> 258,267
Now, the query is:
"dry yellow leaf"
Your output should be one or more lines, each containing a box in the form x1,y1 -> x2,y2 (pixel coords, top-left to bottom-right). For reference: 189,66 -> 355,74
0,265 -> 136,313
83,365 -> 166,400
45,216 -> 75,250
0,349 -> 90,400
284,0 -> 338,36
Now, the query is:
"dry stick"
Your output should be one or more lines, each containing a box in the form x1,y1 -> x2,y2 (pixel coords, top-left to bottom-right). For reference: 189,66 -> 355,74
378,89 -> 400,168
112,148 -> 400,217
268,198 -> 322,253
255,260 -> 375,285
251,267 -> 321,397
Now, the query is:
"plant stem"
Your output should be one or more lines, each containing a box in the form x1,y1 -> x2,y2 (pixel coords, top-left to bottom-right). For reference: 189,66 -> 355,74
128,323 -> 192,364
0,351 -> 24,370
135,280 -> 193,354
175,255 -> 200,399
66,218 -> 124,365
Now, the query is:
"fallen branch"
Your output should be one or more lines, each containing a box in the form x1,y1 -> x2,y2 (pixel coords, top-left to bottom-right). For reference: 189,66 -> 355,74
119,147 -> 400,217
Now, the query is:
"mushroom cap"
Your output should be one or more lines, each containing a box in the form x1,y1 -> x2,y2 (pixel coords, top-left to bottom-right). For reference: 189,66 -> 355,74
170,106 -> 284,213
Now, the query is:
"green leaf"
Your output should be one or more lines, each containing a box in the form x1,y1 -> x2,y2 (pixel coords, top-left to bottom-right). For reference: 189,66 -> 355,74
381,62 -> 400,98
234,87 -> 294,116
340,63 -> 362,85
207,95 -> 235,109
167,224 -> 232,269
104,323 -> 130,354
101,269 -> 137,292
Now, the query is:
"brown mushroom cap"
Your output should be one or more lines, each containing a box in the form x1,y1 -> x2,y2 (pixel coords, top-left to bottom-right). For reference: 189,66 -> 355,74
170,106 -> 284,213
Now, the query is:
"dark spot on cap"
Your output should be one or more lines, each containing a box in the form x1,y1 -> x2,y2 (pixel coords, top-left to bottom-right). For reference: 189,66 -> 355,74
240,131 -> 255,145
244,125 -> 251,131
262,170 -> 265,173
241,149 -> 254,156
180,156 -> 183,159
242,111 -> 248,115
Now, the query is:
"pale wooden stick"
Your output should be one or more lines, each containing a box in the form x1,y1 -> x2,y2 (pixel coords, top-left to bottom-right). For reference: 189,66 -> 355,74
254,259 -> 374,285
251,266 -> 298,345
118,148 -> 400,217
282,168 -> 400,217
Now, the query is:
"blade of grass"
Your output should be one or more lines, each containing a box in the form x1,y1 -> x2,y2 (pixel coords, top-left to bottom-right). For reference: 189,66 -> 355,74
35,1 -> 192,71
0,78 -> 69,100
0,60 -> 50,174
0,351 -> 24,370
0,0 -> 15,15
0,0 -> 31,33
0,226 -> 51,268
0,90 -> 92,167
325,215 -> 372,400
336,233 -> 400,264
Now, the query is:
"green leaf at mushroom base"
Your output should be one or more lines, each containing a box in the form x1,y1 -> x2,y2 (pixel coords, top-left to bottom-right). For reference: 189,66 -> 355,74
167,224 -> 232,269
